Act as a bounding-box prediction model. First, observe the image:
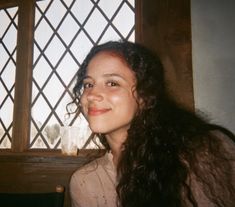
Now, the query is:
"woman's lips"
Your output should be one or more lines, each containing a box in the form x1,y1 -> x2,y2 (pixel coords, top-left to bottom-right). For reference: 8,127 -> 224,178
88,107 -> 111,116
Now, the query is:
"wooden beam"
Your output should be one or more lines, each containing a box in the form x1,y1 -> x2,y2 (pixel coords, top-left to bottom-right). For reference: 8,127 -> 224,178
0,0 -> 18,9
136,0 -> 194,110
12,0 -> 35,152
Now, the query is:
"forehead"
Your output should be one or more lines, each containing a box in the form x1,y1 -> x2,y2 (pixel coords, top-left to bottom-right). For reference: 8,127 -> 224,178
86,51 -> 135,79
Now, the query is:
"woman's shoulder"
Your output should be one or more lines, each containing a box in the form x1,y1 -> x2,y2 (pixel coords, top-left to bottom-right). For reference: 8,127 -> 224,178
74,156 -> 103,175
209,128 -> 235,156
72,152 -> 113,178
184,128 -> 235,207
190,127 -> 235,167
70,155 -> 105,187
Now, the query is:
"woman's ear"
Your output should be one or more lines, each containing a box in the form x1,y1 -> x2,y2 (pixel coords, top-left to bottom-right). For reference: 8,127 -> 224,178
140,96 -> 157,110
138,97 -> 145,110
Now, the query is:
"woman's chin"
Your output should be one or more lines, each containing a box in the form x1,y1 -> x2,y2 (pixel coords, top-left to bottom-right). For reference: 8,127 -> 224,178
90,127 -> 107,134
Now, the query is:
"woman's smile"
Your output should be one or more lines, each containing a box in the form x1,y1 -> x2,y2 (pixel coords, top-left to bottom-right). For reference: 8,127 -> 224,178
88,107 -> 111,116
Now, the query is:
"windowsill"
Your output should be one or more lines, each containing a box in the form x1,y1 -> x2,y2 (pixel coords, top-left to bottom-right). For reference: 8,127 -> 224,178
0,149 -> 105,163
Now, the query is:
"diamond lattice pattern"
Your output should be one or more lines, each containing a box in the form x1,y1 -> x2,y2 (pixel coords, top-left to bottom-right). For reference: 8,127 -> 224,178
0,7 -> 18,149
31,0 -> 135,149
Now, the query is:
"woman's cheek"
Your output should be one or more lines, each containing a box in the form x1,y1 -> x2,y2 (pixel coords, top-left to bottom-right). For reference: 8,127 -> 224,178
80,94 -> 88,116
108,91 -> 125,103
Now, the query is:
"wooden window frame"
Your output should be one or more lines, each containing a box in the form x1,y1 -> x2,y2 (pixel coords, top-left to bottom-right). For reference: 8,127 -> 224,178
1,0 -> 35,153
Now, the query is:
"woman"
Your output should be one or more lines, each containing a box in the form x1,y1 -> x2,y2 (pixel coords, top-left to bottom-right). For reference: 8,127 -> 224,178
69,41 -> 235,207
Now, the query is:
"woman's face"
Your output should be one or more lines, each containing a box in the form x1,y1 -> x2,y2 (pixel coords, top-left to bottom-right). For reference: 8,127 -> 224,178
80,51 -> 139,139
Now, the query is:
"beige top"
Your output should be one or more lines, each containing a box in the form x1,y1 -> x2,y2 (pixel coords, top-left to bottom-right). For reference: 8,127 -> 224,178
70,152 -> 117,207
70,131 -> 235,207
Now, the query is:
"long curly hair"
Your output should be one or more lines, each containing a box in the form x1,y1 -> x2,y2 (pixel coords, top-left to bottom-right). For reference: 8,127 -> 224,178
72,40 -> 235,207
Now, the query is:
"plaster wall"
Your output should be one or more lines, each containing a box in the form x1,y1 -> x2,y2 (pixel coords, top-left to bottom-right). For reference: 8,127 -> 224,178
191,0 -> 235,133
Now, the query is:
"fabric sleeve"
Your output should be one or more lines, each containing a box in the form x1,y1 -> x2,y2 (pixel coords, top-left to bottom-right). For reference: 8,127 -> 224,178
70,172 -> 93,207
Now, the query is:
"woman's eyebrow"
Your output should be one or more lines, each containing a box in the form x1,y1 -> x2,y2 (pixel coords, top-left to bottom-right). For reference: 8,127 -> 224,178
83,75 -> 92,80
83,73 -> 130,83
103,73 -> 127,81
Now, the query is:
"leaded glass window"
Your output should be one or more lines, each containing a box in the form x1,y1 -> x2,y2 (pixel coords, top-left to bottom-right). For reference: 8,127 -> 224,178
0,6 -> 18,149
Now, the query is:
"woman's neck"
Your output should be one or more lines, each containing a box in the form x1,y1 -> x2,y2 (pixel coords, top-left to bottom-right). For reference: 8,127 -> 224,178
105,132 -> 127,167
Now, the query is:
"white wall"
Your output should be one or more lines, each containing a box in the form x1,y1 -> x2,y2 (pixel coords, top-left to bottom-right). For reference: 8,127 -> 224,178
191,0 -> 235,133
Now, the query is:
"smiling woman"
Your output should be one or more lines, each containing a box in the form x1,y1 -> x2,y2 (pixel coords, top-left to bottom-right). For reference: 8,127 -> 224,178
69,40 -> 235,207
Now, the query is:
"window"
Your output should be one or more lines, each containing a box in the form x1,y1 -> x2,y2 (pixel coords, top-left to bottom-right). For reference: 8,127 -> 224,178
0,0 -> 135,152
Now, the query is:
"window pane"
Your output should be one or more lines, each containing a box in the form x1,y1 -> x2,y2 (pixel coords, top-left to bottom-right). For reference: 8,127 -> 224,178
31,0 -> 135,149
0,7 -> 18,149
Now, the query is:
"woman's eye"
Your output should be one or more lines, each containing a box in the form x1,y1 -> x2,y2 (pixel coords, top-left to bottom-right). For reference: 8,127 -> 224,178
83,82 -> 93,89
106,81 -> 119,87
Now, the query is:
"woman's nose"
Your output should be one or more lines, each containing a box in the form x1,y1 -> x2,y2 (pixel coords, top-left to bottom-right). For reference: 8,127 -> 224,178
86,86 -> 103,102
